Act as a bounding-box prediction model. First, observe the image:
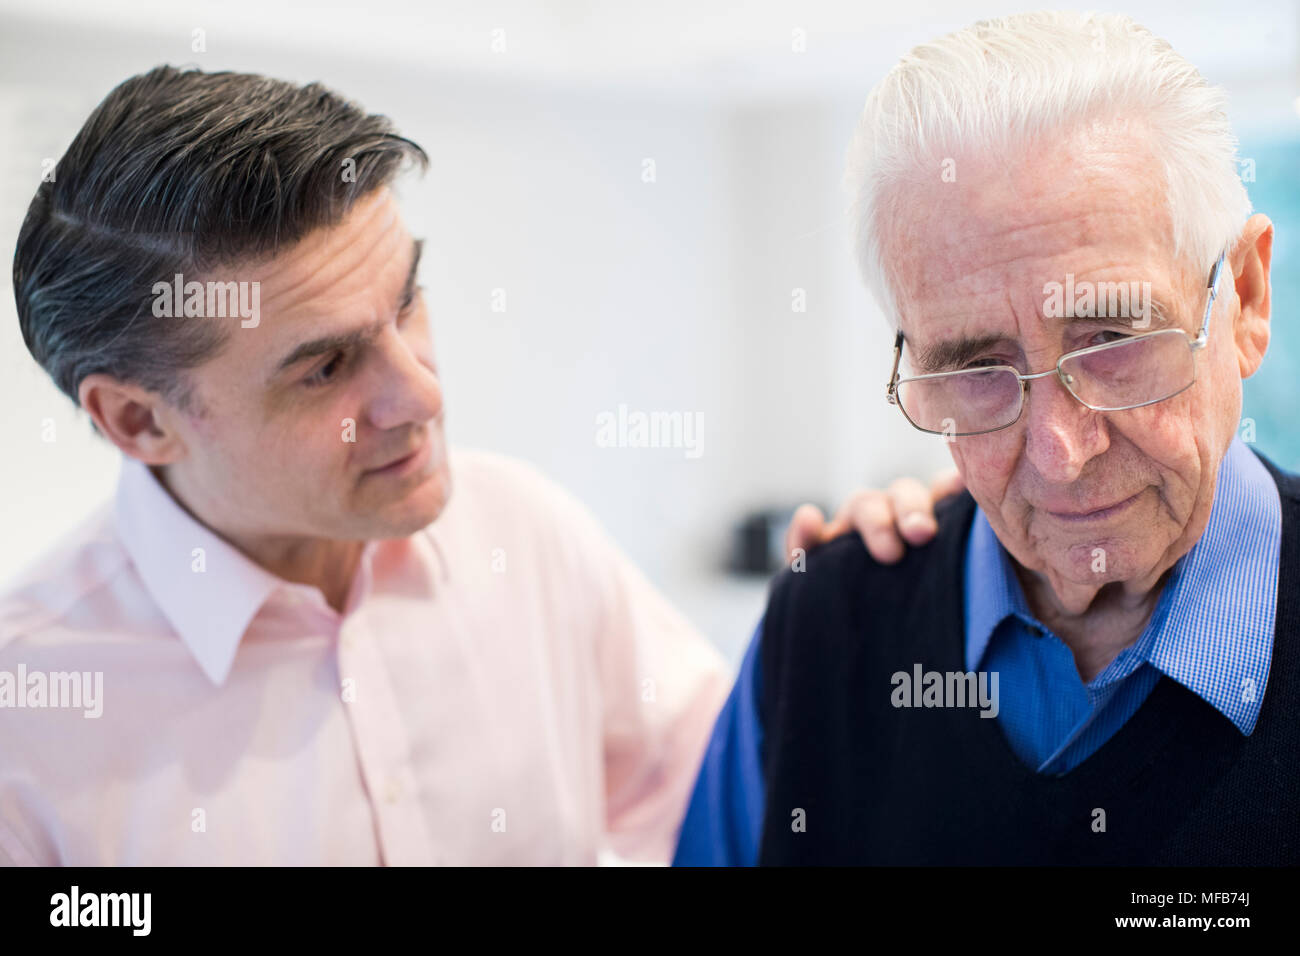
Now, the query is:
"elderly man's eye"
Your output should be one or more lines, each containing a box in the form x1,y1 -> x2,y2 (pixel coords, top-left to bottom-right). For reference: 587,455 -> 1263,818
1089,329 -> 1133,347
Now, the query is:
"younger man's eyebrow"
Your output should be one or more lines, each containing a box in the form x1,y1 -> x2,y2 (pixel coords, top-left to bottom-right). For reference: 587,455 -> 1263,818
400,238 -> 424,308
270,321 -> 388,381
268,238 -> 425,382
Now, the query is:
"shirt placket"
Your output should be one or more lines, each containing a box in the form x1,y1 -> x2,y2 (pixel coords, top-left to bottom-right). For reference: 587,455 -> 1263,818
337,609 -> 436,865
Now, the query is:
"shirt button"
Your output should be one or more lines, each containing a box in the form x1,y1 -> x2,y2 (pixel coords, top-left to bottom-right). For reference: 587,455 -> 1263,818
383,778 -> 402,803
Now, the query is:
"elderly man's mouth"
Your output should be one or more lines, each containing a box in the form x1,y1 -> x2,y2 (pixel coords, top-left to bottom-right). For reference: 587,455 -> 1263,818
1044,490 -> 1145,523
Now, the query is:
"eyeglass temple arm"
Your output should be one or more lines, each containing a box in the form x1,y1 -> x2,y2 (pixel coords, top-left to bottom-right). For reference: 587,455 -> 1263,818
1195,251 -> 1227,347
886,329 -> 904,403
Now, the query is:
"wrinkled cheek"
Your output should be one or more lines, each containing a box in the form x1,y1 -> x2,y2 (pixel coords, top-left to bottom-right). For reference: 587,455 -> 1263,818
954,435 -> 1019,503
1112,410 -> 1197,493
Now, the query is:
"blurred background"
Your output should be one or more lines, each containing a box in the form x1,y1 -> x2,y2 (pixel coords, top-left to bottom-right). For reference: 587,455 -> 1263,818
1,0 -> 1297,666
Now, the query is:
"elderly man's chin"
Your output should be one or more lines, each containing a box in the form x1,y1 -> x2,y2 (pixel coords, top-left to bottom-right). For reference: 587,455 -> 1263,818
1025,488 -> 1171,590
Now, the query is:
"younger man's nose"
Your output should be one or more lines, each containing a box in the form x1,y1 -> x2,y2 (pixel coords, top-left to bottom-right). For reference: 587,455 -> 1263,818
365,336 -> 443,432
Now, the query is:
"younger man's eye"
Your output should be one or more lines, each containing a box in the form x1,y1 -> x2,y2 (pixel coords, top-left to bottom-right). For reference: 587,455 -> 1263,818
398,284 -> 423,319
304,351 -> 345,387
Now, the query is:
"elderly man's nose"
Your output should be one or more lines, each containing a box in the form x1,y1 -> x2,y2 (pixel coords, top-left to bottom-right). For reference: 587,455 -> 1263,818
1022,374 -> 1108,483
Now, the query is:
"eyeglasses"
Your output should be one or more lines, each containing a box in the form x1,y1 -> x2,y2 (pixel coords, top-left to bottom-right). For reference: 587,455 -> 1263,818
884,252 -> 1227,437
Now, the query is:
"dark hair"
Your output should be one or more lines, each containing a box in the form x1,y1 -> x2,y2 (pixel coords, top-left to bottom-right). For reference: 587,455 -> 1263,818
13,65 -> 428,416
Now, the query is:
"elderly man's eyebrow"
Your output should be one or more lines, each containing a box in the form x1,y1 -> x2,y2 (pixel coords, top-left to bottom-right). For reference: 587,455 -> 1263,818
1045,301 -> 1178,332
910,294 -> 1182,373
269,238 -> 425,382
1143,297 -> 1176,327
1062,295 -> 1176,327
910,333 -> 1011,373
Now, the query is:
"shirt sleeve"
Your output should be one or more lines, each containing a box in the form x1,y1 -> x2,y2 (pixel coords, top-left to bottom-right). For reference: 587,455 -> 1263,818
0,802 -> 49,866
512,458 -> 733,865
671,619 -> 767,866
591,544 -> 733,865
467,452 -> 732,865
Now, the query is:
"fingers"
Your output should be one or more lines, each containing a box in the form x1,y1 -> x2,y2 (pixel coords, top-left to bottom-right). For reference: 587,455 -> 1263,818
784,503 -> 827,560
840,489 -> 904,564
887,477 -> 938,546
785,468 -> 965,569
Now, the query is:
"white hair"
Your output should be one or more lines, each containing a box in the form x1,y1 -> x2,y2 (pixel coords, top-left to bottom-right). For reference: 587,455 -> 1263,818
845,10 -> 1253,324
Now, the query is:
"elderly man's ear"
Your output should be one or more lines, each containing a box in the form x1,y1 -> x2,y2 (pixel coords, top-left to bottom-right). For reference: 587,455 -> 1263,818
1230,213 -> 1273,379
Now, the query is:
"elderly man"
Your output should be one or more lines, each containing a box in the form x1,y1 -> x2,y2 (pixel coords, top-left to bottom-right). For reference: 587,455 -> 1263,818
674,10 -> 1296,865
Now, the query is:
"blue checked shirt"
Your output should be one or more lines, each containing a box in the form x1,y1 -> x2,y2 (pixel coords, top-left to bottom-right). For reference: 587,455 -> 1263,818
673,437 -> 1282,866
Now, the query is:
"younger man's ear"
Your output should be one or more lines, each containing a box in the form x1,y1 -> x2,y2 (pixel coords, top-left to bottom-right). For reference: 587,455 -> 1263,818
77,374 -> 188,465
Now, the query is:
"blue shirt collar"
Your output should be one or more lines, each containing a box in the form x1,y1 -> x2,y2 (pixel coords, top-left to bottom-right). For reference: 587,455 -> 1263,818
964,436 -> 1282,735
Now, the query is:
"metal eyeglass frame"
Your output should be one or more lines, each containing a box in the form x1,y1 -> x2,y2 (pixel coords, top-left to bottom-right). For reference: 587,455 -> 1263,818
884,250 -> 1228,437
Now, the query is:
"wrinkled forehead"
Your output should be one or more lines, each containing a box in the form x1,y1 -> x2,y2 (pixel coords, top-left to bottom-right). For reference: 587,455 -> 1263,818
245,188 -> 407,310
882,133 -> 1201,348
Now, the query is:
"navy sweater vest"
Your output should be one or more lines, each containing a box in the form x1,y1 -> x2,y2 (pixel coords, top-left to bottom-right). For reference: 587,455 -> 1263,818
757,454 -> 1300,865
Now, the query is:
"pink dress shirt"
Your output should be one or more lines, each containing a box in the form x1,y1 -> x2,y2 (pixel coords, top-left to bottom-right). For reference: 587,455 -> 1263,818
0,449 -> 729,865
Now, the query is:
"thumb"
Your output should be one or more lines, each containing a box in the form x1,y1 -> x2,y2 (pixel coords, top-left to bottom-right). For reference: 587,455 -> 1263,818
784,503 -> 827,559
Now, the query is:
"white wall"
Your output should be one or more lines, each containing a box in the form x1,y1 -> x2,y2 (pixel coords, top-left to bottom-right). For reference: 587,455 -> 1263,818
1,2 -> 1295,664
